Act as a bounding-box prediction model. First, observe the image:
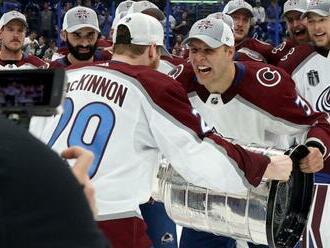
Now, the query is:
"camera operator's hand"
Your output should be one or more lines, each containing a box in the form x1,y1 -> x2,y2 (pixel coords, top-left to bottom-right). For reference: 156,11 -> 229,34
263,155 -> 293,181
61,147 -> 97,216
299,147 -> 323,173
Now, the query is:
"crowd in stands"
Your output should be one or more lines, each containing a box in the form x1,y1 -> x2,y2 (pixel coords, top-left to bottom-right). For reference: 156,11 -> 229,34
0,0 -> 287,60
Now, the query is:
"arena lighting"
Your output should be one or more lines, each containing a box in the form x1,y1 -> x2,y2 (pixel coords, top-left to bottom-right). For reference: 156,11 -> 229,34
170,0 -> 219,3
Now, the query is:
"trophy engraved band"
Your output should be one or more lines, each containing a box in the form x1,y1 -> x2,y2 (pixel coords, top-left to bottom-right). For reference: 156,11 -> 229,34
153,143 -> 314,248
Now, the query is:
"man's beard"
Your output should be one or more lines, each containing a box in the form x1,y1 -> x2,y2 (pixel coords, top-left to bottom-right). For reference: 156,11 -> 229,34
67,40 -> 97,61
150,57 -> 160,70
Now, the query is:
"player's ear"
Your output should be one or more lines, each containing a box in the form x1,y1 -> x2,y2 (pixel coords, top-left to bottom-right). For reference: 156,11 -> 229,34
226,46 -> 235,60
60,31 -> 67,41
148,43 -> 157,59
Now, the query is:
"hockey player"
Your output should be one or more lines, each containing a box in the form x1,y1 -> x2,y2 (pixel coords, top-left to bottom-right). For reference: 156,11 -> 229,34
222,0 -> 275,63
49,6 -> 111,68
270,0 -> 310,64
168,17 -> 330,248
0,10 -> 49,69
276,0 -> 330,246
32,13 -> 293,248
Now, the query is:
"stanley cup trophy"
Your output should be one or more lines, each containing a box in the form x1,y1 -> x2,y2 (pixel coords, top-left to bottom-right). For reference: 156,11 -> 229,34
153,142 -> 314,248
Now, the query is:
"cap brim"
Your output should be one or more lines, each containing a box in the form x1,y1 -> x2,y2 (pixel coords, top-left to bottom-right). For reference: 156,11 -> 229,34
227,7 -> 253,17
3,18 -> 28,28
301,9 -> 330,18
65,24 -> 100,33
282,8 -> 306,19
182,35 -> 223,48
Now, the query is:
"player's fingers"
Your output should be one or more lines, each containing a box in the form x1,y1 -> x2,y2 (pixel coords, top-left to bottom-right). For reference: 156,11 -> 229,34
62,147 -> 94,170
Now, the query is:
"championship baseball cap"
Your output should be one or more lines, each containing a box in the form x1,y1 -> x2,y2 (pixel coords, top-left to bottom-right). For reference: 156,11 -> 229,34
301,0 -> 330,18
127,0 -> 165,21
182,18 -> 235,48
223,0 -> 254,17
62,6 -> 100,33
207,12 -> 235,30
113,13 -> 170,55
0,10 -> 28,29
282,0 -> 307,18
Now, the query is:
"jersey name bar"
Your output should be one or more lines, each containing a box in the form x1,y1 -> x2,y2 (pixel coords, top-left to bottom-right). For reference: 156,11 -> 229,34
66,73 -> 128,107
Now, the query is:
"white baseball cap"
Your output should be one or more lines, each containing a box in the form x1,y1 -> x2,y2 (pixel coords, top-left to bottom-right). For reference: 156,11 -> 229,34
182,17 -> 235,48
223,0 -> 254,17
113,13 -> 170,55
111,11 -> 128,30
0,10 -> 28,29
207,12 -> 235,30
62,6 -> 100,33
301,0 -> 330,18
282,0 -> 307,18
127,1 -> 165,21
115,0 -> 135,16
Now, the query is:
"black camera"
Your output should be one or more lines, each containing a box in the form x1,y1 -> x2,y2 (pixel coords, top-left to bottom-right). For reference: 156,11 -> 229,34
0,69 -> 65,117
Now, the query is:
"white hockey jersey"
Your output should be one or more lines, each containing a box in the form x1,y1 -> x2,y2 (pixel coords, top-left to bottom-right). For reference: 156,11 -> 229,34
30,62 -> 273,221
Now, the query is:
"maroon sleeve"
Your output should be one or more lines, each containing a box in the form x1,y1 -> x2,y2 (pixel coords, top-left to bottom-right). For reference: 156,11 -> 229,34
19,55 -> 49,68
237,38 -> 274,63
49,60 -> 65,69
112,64 -> 271,186
100,50 -> 113,60
161,55 -> 187,66
276,44 -> 315,75
239,62 -> 330,162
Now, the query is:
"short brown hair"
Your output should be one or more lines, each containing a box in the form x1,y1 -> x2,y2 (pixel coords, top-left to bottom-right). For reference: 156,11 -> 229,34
113,25 -> 148,58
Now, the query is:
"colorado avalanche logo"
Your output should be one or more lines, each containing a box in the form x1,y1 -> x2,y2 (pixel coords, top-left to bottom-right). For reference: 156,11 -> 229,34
256,67 -> 281,87
316,86 -> 330,113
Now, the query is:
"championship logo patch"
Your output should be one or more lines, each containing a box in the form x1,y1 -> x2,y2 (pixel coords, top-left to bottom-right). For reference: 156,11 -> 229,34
256,67 -> 281,87
197,20 -> 213,30
316,86 -> 330,113
75,9 -> 90,21
307,70 -> 320,86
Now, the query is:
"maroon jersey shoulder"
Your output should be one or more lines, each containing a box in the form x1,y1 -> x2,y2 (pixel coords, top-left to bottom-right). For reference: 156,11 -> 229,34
96,39 -> 113,48
161,55 -> 187,66
268,39 -> 296,65
276,44 -> 315,75
99,50 -> 113,60
22,55 -> 49,68
237,61 -> 302,118
236,38 -> 273,62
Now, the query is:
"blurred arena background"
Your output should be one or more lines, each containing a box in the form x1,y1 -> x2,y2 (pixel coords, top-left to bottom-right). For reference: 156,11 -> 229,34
0,0 -> 285,59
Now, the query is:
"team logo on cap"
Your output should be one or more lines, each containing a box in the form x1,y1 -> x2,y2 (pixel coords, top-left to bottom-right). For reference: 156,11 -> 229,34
309,0 -> 321,6
316,86 -> 330,113
256,67 -> 281,87
75,9 -> 90,21
125,17 -> 132,23
197,20 -> 213,30
287,0 -> 299,6
9,11 -> 21,18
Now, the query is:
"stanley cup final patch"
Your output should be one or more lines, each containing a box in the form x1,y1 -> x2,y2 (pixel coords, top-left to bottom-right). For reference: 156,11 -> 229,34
307,70 -> 320,86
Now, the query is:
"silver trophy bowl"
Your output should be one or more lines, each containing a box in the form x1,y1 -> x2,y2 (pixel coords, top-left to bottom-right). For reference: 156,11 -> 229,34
153,143 -> 314,248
